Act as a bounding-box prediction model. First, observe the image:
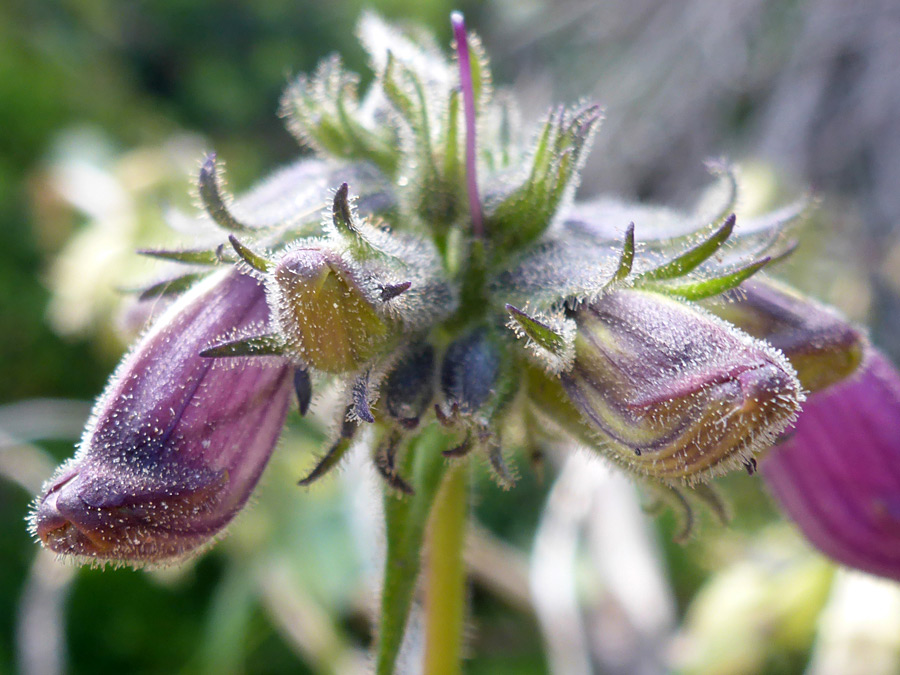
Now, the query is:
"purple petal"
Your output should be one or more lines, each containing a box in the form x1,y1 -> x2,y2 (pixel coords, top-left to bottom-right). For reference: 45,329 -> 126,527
762,350 -> 900,581
451,11 -> 484,237
30,270 -> 294,565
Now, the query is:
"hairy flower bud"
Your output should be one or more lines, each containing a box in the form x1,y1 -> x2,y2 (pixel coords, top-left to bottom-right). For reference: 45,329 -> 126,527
29,270 -> 293,566
762,351 -> 900,581
706,278 -> 866,392
384,342 -> 435,428
441,330 -> 501,414
561,289 -> 804,483
269,246 -> 389,372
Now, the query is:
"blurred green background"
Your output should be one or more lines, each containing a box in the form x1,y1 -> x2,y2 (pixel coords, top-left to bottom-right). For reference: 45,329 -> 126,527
3,1 -> 900,673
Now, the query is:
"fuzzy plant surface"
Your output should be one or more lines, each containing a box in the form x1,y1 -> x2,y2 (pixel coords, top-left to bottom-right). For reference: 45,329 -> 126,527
29,11 -> 900,675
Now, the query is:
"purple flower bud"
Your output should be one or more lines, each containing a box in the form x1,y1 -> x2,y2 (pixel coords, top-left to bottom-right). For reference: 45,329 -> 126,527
561,289 -> 804,483
706,278 -> 866,393
29,270 -> 293,566
762,350 -> 900,581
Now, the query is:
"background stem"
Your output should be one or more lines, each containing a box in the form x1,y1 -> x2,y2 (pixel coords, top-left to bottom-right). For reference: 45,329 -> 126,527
423,463 -> 468,675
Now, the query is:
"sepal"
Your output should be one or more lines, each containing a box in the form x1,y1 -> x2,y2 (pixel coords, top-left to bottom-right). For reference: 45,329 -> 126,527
279,54 -> 399,174
486,103 -> 602,252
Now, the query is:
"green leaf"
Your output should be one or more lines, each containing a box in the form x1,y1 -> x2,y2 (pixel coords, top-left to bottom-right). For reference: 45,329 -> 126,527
376,425 -> 451,675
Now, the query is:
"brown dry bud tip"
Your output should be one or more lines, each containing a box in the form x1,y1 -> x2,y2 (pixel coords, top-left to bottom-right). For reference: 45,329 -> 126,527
268,247 -> 389,373
561,289 -> 804,484
706,277 -> 866,393
29,271 -> 293,566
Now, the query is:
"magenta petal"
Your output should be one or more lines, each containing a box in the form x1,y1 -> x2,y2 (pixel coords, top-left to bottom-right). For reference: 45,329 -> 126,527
30,270 -> 293,565
762,350 -> 900,580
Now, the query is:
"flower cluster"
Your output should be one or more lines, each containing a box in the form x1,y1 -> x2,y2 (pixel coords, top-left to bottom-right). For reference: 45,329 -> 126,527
28,11 -> 900,671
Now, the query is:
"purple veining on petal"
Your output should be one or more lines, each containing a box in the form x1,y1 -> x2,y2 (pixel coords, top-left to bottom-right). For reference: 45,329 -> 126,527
451,11 -> 484,238
563,289 -> 802,481
30,269 -> 294,565
762,350 -> 900,581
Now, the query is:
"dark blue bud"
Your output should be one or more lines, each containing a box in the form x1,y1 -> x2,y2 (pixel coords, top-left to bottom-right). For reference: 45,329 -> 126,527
440,330 -> 500,413
385,343 -> 435,428
293,368 -> 312,416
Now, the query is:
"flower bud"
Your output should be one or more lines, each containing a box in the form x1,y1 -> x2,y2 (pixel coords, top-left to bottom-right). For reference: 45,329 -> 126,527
268,247 -> 389,373
561,289 -> 804,483
29,270 -> 293,566
706,278 -> 866,392
384,342 -> 435,428
762,351 -> 900,581
441,330 -> 501,414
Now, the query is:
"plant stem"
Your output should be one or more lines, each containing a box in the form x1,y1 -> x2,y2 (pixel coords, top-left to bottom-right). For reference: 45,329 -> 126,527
423,463 -> 468,675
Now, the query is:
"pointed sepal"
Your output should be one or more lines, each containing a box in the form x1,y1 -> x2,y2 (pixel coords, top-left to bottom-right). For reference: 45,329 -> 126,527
135,272 -> 207,300
506,304 -> 575,373
486,103 -> 603,252
613,222 -> 635,281
199,334 -> 286,359
138,246 -> 231,266
639,214 -> 736,282
228,235 -> 271,273
279,54 -> 399,174
198,153 -> 253,233
298,416 -> 356,487
645,256 -> 771,301
293,368 -> 312,416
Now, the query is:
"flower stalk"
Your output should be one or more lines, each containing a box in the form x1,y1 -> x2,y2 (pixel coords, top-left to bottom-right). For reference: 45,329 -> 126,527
423,463 -> 468,675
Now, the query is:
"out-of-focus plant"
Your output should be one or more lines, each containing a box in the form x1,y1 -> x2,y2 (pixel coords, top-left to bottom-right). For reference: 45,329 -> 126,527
25,11 -> 900,674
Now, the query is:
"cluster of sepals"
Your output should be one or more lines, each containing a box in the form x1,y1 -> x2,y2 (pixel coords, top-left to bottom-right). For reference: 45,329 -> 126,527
135,13 -> 812,526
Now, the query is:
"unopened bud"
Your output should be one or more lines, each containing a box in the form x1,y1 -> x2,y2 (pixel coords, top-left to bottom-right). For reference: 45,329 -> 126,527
384,342 -> 435,428
441,330 -> 501,413
269,247 -> 389,372
706,278 -> 866,392
561,289 -> 804,484
29,271 -> 293,566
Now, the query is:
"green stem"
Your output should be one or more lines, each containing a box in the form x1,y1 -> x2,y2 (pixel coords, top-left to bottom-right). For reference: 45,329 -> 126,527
423,464 -> 468,675
375,425 -> 450,675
